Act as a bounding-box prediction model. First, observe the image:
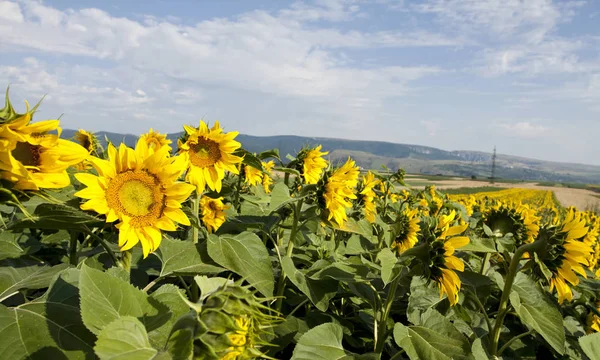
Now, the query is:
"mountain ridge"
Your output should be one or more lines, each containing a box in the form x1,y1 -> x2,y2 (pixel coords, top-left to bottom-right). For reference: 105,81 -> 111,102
60,129 -> 600,184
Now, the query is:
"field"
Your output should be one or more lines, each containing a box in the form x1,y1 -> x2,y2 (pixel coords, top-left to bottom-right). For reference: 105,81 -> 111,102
404,174 -> 600,211
3,93 -> 600,360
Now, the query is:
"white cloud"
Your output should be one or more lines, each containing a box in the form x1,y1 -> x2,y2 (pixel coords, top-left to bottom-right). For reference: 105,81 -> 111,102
498,121 -> 550,138
0,1 -> 23,23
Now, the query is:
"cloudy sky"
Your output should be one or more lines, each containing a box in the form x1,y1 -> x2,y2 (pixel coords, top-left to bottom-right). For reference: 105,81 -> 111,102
1,0 -> 599,165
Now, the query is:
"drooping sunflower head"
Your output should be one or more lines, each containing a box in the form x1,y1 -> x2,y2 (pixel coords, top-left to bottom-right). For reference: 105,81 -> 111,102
139,128 -> 172,153
178,120 -> 243,193
261,160 -> 275,194
319,157 -> 359,227
191,280 -> 279,360
74,139 -> 195,257
533,209 -> 593,304
244,163 -> 263,187
0,118 -> 88,190
297,145 -> 328,185
200,196 -> 229,233
424,210 -> 469,306
482,201 -> 539,246
73,129 -> 99,154
391,207 -> 421,254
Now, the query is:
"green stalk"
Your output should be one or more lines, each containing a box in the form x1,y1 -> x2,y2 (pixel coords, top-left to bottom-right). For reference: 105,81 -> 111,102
375,275 -> 400,354
490,241 -> 542,356
69,231 -> 79,266
480,252 -> 491,275
83,226 -> 121,268
274,199 -> 304,312
498,329 -> 534,356
192,193 -> 200,244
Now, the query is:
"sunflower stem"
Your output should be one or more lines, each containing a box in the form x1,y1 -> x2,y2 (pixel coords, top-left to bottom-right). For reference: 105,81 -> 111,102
69,231 -> 79,266
490,241 -> 542,356
480,252 -> 491,275
375,274 -> 400,354
274,198 -> 304,312
83,226 -> 122,268
498,329 -> 535,356
192,193 -> 201,244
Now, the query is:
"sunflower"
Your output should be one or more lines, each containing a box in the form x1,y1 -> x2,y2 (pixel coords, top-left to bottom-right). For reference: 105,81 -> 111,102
483,201 -> 539,247
261,160 -> 275,194
359,171 -> 379,223
299,145 -> 328,184
72,129 -> 100,171
427,210 -> 470,306
391,207 -> 420,254
539,210 -> 593,304
200,196 -> 228,233
0,119 -> 88,190
321,158 -> 359,226
74,139 -> 195,257
244,164 -> 263,187
178,121 -> 243,193
587,300 -> 600,333
140,128 -> 172,152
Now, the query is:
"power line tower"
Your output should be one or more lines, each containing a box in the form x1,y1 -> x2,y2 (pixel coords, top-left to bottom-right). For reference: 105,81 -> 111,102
490,146 -> 497,184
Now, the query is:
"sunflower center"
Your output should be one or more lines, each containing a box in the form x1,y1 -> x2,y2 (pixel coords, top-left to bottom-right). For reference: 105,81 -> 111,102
106,170 -> 165,225
11,142 -> 42,168
189,138 -> 221,168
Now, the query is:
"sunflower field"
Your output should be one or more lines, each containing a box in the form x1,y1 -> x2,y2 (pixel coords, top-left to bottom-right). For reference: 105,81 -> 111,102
2,92 -> 600,360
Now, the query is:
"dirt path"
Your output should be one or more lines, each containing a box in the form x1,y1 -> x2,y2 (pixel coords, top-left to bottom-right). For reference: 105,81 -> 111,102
406,180 -> 600,210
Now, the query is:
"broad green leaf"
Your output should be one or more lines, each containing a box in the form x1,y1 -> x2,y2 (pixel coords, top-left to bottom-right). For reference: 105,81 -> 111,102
291,323 -> 349,360
9,203 -> 103,230
393,319 -> 472,360
194,276 -> 231,301
0,268 -> 96,359
407,276 -> 446,325
510,273 -> 565,355
281,256 -> 337,312
154,236 -> 224,277
268,182 -> 292,212
273,316 -> 310,350
166,313 -> 197,360
308,262 -> 370,283
257,148 -> 280,161
94,316 -> 158,360
148,284 -> 191,349
377,248 -> 398,286
461,236 -> 497,253
579,332 -> 600,359
0,230 -> 25,259
0,258 -> 68,302
79,265 -> 168,335
207,232 -> 274,297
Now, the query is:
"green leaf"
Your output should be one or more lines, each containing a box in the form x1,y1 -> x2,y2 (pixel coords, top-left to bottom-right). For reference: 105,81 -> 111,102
291,323 -> 349,360
0,268 -> 96,359
0,259 -> 68,302
281,256 -> 337,312
154,236 -> 224,277
194,276 -> 231,301
94,316 -> 158,360
268,182 -> 292,212
579,332 -> 600,359
377,248 -> 398,286
0,230 -> 26,259
461,236 -> 497,253
148,284 -> 191,349
79,265 -> 168,335
407,276 -> 446,325
393,312 -> 473,360
207,232 -> 274,297
510,272 -> 565,355
237,149 -> 263,171
9,203 -> 103,231
257,148 -> 280,161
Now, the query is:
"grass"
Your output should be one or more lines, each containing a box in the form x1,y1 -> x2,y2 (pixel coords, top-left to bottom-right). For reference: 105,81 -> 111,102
442,186 -> 506,195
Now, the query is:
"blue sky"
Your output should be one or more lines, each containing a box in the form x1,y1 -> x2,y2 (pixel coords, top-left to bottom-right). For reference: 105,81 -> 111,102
1,0 -> 599,165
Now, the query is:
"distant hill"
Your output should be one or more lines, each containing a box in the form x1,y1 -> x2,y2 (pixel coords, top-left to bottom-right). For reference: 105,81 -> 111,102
61,130 -> 600,184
